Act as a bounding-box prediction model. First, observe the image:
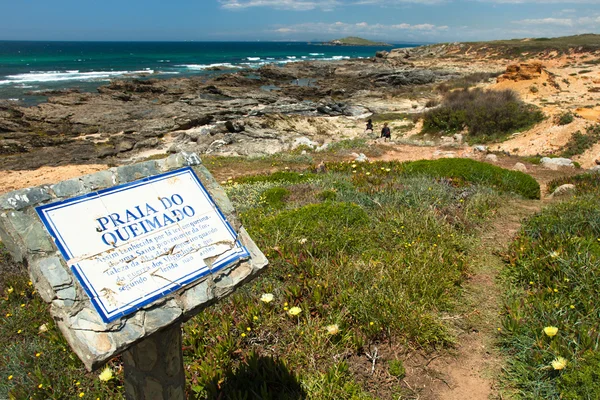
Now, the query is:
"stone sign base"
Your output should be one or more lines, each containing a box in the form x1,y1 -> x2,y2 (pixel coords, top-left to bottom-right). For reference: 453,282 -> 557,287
123,324 -> 185,400
0,152 -> 268,371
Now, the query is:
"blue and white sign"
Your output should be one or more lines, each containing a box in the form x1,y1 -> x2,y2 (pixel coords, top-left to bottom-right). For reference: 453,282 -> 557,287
36,167 -> 249,323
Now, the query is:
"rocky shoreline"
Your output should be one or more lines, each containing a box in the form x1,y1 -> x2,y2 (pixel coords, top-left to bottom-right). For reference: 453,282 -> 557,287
0,47 -> 479,170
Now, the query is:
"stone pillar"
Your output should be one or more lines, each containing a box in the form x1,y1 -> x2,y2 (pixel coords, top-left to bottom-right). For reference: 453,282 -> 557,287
123,323 -> 185,400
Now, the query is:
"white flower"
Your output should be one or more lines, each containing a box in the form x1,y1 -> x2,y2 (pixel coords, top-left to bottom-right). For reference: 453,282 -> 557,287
551,357 -> 567,370
98,366 -> 114,381
38,324 -> 48,334
260,293 -> 274,303
325,324 -> 340,335
299,238 -> 308,244
288,306 -> 302,316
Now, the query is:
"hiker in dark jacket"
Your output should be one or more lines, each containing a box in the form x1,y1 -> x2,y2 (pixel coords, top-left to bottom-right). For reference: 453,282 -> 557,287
381,123 -> 391,142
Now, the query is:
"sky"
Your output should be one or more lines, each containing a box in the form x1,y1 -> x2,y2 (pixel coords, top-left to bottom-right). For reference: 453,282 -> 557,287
0,0 -> 599,43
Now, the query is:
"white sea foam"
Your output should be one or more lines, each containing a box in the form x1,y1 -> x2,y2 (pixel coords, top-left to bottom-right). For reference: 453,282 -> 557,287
320,56 -> 350,61
246,57 -> 261,61
286,56 -> 297,59
0,69 -> 154,85
177,63 -> 240,70
309,53 -> 324,56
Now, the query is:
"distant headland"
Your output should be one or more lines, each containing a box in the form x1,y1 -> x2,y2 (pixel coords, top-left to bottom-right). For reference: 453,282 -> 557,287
322,36 -> 393,46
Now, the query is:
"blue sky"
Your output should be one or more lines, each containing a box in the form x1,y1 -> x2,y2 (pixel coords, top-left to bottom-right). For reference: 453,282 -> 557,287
1,0 -> 599,42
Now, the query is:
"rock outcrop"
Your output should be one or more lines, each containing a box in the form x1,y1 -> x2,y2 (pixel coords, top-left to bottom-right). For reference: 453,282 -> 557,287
497,62 -> 544,82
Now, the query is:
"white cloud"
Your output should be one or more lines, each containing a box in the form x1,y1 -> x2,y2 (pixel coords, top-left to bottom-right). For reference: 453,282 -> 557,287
219,0 -> 341,11
513,18 -> 574,26
219,0 -> 447,10
512,15 -> 600,27
270,21 -> 449,36
477,0 -> 599,4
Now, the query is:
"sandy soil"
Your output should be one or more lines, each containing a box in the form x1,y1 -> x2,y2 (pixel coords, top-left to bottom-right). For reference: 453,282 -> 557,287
0,165 -> 107,194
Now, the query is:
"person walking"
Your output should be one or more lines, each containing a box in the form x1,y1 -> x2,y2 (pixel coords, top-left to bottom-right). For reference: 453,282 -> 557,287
365,119 -> 373,134
381,123 -> 391,142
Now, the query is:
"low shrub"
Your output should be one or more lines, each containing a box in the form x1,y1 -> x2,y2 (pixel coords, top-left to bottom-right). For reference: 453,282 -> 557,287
401,159 -> 540,199
421,88 -> 545,143
261,187 -> 290,209
547,172 -> 600,195
554,111 -> 574,126
234,170 -> 317,185
560,124 -> 600,158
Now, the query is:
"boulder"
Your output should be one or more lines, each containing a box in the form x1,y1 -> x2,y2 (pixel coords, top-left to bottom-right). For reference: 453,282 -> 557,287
473,145 -> 487,152
513,162 -> 527,172
540,157 -> 574,168
354,153 -> 369,163
549,184 -> 576,198
485,154 -> 498,162
292,137 -> 319,150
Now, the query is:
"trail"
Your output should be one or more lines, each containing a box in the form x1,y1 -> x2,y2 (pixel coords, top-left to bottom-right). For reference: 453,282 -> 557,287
400,197 -> 543,400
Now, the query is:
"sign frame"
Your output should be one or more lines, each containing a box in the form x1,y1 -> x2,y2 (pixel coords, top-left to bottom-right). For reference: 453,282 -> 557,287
35,166 -> 250,323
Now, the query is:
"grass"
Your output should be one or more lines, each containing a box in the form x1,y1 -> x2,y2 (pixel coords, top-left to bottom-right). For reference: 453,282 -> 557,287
499,184 -> 600,398
421,88 -> 545,143
0,158 -> 540,399
547,172 -> 600,195
559,124 -> 600,158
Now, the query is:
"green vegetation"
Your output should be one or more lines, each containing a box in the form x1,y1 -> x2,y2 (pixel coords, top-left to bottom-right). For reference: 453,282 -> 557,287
554,111 -> 574,126
500,190 -> 600,398
421,88 -> 545,143
547,172 -> 600,195
455,34 -> 600,58
0,158 -> 539,399
327,36 -> 391,46
560,124 -> 600,158
436,72 -> 502,92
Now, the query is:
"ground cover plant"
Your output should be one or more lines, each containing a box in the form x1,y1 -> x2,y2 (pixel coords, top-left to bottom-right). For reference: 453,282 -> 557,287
421,88 -> 545,143
547,172 -> 600,195
559,124 -> 600,158
500,186 -> 600,398
0,158 -> 537,399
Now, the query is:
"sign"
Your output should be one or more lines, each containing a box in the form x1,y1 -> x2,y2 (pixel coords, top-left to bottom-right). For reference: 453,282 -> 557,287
36,167 -> 249,323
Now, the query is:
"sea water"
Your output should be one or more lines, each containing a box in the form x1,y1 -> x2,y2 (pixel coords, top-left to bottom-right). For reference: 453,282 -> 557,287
0,41 -> 421,105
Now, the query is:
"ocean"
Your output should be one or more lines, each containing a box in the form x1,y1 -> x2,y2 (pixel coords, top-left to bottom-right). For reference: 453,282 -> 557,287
0,41 -> 420,105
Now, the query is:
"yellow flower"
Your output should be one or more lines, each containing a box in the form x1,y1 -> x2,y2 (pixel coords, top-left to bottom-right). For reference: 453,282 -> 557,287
288,306 -> 302,316
17,329 -> 22,334
38,383 -> 43,389
369,322 -> 374,326
246,327 -> 251,331
8,375 -> 13,380
7,287 -> 13,294
325,324 -> 340,335
28,281 -> 32,286
253,316 -> 258,321
98,366 -> 113,382
260,293 -> 274,303
241,333 -> 246,338
79,392 -> 85,398
570,305 -> 575,309
529,281 -> 534,285
35,352 -> 41,357
543,326 -> 558,337
551,356 -> 568,370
